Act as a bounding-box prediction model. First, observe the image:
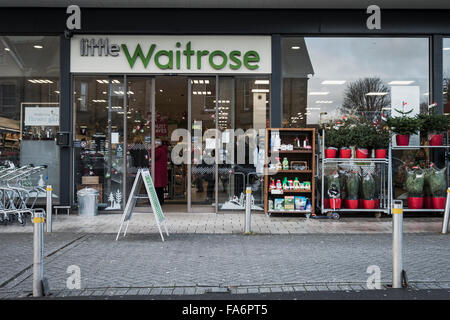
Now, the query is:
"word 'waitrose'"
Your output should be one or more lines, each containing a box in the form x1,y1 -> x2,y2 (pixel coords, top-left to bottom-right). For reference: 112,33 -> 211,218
79,38 -> 260,71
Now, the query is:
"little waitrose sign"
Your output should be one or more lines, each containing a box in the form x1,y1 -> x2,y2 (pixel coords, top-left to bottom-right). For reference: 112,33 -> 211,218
70,35 -> 271,74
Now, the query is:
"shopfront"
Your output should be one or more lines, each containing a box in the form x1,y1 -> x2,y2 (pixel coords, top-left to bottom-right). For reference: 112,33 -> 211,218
0,6 -> 449,215
70,35 -> 272,212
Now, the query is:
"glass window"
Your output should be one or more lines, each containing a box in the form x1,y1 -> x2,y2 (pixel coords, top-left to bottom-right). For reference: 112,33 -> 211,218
443,38 -> 450,114
73,76 -> 125,210
0,36 -> 60,195
282,37 -> 430,127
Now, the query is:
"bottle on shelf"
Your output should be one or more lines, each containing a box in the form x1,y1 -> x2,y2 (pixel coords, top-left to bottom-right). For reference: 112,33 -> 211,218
282,157 -> 289,170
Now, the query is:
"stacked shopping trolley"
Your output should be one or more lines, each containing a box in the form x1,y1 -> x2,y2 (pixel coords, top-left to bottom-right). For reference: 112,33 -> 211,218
0,161 -> 48,226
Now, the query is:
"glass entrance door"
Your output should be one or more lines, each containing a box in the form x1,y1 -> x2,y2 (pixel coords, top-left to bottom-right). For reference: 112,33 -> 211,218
125,77 -> 153,206
188,77 -> 217,212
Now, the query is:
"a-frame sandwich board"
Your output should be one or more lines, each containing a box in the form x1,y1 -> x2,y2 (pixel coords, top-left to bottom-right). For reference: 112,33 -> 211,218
116,168 -> 169,241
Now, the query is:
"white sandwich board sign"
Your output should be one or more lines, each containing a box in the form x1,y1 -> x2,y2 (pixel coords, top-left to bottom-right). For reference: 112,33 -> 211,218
116,168 -> 169,241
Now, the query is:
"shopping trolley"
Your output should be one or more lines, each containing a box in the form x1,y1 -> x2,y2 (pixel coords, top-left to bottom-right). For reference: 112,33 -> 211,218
0,163 -> 48,226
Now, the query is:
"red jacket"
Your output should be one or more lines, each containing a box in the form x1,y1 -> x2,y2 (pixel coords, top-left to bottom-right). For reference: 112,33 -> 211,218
154,144 -> 168,187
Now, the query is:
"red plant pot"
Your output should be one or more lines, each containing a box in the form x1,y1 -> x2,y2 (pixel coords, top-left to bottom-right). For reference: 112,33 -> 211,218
432,197 -> 446,209
408,197 -> 424,209
345,199 -> 359,209
325,148 -> 337,158
362,199 -> 376,209
375,199 -> 380,208
396,134 -> 410,146
429,133 -> 443,146
358,199 -> 364,209
375,149 -> 387,159
323,199 -> 330,209
355,148 -> 369,158
339,148 -> 352,158
424,196 -> 433,209
329,198 -> 342,209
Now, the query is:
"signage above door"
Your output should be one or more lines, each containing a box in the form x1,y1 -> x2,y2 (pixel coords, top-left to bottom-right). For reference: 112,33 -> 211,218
70,35 -> 271,74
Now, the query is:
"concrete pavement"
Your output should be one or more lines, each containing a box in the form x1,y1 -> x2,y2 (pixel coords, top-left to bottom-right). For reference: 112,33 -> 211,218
0,232 -> 449,298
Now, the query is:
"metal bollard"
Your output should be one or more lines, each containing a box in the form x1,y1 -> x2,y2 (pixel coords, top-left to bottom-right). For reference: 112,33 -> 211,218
245,186 -> 252,234
46,185 -> 52,233
441,188 -> 450,234
33,210 -> 45,297
392,200 -> 403,289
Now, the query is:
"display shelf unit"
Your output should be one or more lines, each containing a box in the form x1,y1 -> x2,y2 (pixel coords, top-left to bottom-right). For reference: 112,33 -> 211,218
320,129 -> 392,219
390,136 -> 449,213
264,128 -> 315,216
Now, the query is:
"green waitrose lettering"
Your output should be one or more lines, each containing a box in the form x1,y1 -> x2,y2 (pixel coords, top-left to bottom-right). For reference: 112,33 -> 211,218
121,41 -> 259,70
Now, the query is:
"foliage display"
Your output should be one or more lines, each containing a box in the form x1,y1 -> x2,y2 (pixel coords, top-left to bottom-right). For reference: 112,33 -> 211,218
417,114 -> 450,134
326,171 -> 341,198
405,167 -> 425,197
386,117 -> 421,135
428,166 -> 447,197
362,172 -> 376,200
345,171 -> 360,200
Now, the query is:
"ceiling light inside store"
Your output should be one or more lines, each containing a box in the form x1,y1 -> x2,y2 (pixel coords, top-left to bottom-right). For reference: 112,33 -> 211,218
251,89 -> 269,93
4,47 -> 10,51
321,80 -> 346,85
314,101 -> 332,104
307,107 -> 321,110
112,80 -> 120,84
309,92 -> 329,95
33,45 -> 43,49
424,92 -> 429,96
255,80 -> 270,84
28,79 -> 53,84
366,92 -> 388,96
388,81 -> 414,85
444,48 -> 450,51
54,91 -> 60,94
291,46 -> 300,50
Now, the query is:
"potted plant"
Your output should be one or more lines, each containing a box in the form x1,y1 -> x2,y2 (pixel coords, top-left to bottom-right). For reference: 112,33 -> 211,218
362,172 -> 376,209
417,114 -> 450,146
324,128 -> 338,158
428,165 -> 447,209
336,126 -> 352,158
386,116 -> 421,146
405,167 -> 425,209
345,170 -> 360,209
353,124 -> 376,158
373,127 -> 390,158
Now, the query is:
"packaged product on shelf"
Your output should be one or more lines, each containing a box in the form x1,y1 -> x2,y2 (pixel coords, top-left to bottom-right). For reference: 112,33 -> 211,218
276,179 -> 282,190
276,157 -> 282,170
269,179 -> 276,190
268,200 -> 274,210
284,196 -> 295,210
295,196 -> 307,210
293,177 -> 300,190
288,179 -> 293,190
306,199 -> 312,211
282,177 -> 289,190
282,157 -> 289,170
304,181 -> 311,191
274,198 -> 284,210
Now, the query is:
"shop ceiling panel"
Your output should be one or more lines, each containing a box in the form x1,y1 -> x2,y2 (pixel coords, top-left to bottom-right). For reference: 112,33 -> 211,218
2,0 -> 450,9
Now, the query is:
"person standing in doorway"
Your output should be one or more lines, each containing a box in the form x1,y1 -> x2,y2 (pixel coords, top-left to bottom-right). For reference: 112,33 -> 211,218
154,139 -> 168,205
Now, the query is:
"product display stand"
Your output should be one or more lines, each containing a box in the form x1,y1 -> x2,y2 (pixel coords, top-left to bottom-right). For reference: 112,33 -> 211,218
264,128 -> 316,216
389,132 -> 449,213
320,129 -> 392,219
